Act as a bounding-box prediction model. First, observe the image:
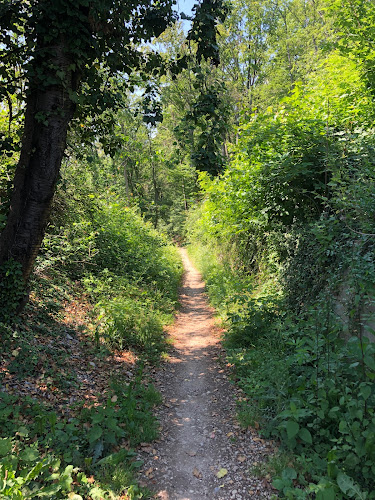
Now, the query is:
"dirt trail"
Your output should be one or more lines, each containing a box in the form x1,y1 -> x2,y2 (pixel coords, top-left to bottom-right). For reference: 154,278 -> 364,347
140,248 -> 273,500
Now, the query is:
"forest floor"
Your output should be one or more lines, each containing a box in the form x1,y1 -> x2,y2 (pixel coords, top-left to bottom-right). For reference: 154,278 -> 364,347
138,248 -> 275,500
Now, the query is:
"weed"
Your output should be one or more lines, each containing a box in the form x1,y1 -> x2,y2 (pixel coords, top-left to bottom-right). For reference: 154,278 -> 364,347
250,450 -> 297,479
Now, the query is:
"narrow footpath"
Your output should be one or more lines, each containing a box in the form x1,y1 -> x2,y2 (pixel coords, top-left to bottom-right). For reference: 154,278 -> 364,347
139,248 -> 273,499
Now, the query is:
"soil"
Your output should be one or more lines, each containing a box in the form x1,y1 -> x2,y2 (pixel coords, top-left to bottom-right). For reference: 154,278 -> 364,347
139,248 -> 274,499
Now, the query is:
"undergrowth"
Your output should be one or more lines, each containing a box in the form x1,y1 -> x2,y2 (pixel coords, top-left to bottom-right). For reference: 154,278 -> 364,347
0,365 -> 158,499
187,227 -> 375,499
186,72 -> 375,499
0,168 -> 183,498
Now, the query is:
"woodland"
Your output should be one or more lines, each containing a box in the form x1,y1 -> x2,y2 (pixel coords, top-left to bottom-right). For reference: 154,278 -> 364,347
0,0 -> 375,498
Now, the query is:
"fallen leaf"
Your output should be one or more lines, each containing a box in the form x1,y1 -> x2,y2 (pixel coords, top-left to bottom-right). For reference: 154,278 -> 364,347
111,395 -> 118,403
145,467 -> 153,478
238,455 -> 246,462
141,446 -> 153,453
216,468 -> 228,478
227,432 -> 234,437
193,467 -> 202,479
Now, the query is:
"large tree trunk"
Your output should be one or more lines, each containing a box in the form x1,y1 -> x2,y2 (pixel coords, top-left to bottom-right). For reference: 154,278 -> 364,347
0,41 -> 78,284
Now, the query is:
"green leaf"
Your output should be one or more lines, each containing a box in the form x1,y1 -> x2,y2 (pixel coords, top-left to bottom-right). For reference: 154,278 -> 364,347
32,483 -> 62,498
24,461 -> 45,481
316,487 -> 335,500
60,465 -> 74,491
0,438 -> 12,457
339,420 -> 348,433
364,355 -> 375,370
106,417 -> 120,431
93,440 -> 104,461
299,428 -> 312,444
17,427 -> 29,438
88,426 -> 103,443
19,447 -> 39,462
282,467 -> 297,480
216,468 -> 228,478
337,472 -> 359,497
360,385 -> 372,400
89,486 -> 106,500
286,420 -> 299,440
131,460 -> 143,469
272,478 -> 287,490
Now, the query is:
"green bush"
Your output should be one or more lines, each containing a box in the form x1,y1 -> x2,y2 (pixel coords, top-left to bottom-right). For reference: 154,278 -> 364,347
37,193 -> 183,357
99,296 -> 165,352
186,61 -> 375,497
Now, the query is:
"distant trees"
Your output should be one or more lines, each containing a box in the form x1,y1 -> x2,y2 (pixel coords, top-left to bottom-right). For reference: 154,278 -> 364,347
0,0 -> 225,311
330,0 -> 375,96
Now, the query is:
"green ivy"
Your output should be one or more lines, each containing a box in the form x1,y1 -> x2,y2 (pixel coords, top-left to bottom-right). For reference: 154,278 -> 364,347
0,259 -> 25,322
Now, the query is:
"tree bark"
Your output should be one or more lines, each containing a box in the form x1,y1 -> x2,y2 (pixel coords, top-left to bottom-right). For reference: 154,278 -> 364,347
151,161 -> 159,229
123,159 -> 130,199
0,41 -> 79,283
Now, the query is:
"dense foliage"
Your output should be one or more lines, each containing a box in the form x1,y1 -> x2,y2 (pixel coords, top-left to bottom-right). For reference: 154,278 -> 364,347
0,151 -> 183,497
1,0 -> 375,497
185,5 -> 375,498
0,0 -> 226,302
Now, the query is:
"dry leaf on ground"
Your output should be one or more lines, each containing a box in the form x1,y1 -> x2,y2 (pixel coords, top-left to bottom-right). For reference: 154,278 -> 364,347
216,468 -> 228,478
193,467 -> 202,479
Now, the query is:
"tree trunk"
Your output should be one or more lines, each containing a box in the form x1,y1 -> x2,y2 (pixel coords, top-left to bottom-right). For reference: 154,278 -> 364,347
0,41 -> 78,283
123,160 -> 130,199
151,161 -> 159,229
